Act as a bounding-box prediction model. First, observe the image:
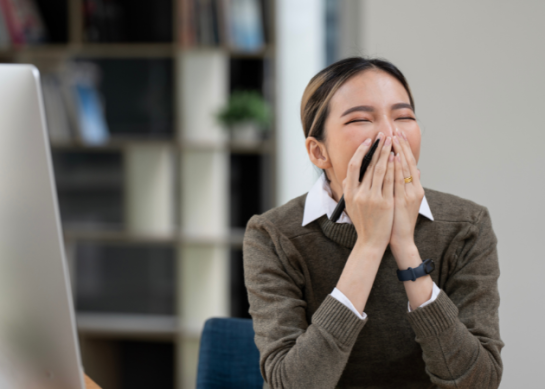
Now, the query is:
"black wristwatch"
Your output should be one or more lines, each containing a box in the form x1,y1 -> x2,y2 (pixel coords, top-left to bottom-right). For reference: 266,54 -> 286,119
397,259 -> 435,282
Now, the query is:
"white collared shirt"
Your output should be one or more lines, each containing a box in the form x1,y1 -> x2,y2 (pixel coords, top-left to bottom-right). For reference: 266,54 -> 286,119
303,172 -> 440,320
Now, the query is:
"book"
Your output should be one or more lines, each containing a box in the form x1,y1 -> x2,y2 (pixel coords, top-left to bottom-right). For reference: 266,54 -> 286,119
74,83 -> 109,145
83,0 -> 125,43
0,5 -> 10,48
0,0 -> 46,45
64,62 -> 110,145
41,73 -> 73,143
179,0 -> 196,47
228,0 -> 264,52
14,0 -> 47,43
0,0 -> 24,44
180,0 -> 253,48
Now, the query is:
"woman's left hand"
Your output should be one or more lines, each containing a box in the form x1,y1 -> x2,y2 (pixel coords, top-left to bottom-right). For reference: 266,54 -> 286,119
389,128 -> 425,258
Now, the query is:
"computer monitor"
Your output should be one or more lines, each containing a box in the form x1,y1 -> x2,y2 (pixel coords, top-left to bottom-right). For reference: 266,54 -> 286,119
0,64 -> 85,389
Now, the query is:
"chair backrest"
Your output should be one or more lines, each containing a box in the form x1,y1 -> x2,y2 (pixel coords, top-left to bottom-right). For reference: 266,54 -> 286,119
196,317 -> 264,389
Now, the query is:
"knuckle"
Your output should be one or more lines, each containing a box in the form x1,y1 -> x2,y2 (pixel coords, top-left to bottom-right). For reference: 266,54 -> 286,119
379,200 -> 391,210
354,193 -> 365,205
369,196 -> 380,207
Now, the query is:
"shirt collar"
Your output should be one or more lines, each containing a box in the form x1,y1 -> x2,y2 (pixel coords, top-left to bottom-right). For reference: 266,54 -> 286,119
302,172 -> 434,227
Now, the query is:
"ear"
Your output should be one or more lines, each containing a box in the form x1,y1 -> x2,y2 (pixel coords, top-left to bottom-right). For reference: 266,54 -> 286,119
305,137 -> 331,170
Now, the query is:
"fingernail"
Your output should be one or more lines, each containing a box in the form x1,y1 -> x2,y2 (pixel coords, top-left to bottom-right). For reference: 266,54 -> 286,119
389,152 -> 394,161
363,138 -> 372,146
393,135 -> 400,144
378,132 -> 384,140
385,136 -> 392,145
402,130 -> 408,141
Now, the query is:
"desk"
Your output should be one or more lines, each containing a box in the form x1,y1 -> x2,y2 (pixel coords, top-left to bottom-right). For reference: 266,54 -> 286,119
85,374 -> 101,389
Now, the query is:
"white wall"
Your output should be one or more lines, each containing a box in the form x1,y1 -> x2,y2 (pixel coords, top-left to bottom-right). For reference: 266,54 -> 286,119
351,1 -> 545,387
275,0 -> 324,206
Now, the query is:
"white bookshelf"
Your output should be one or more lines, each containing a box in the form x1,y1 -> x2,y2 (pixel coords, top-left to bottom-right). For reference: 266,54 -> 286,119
0,1 -> 276,388
177,48 -> 231,388
125,144 -> 176,235
77,313 -> 178,340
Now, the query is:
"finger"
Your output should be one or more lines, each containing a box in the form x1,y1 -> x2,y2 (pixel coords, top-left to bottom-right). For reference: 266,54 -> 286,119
362,132 -> 385,189
398,129 -> 421,186
392,134 -> 412,186
370,136 -> 393,194
345,137 -> 373,193
383,151 -> 395,200
394,151 -> 406,198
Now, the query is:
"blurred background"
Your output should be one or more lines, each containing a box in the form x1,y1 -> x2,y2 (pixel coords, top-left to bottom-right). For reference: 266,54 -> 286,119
0,0 -> 541,388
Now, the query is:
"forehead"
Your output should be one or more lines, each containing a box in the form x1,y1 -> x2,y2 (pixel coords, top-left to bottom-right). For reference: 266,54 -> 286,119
329,69 -> 411,112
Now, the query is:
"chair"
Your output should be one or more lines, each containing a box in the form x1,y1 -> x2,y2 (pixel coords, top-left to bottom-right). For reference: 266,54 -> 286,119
196,317 -> 264,389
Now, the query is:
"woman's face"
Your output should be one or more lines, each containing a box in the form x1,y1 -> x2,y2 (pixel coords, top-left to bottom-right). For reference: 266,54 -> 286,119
307,69 -> 421,200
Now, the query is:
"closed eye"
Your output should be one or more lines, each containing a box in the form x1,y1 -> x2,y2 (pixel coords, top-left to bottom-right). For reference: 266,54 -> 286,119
396,117 -> 416,121
346,119 -> 370,124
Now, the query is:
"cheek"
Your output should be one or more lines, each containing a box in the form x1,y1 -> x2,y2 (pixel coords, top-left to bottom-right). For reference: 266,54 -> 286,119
329,132 -> 365,180
411,143 -> 421,164
405,129 -> 421,163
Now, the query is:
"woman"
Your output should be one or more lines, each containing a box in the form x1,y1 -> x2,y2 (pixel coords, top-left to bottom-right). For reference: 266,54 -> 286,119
243,57 -> 503,389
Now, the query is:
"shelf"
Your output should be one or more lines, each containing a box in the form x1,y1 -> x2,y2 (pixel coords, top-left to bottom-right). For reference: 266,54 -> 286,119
50,138 -> 273,154
0,43 -> 177,58
63,228 -> 177,245
182,229 -> 246,248
50,138 -> 177,152
228,46 -> 274,59
0,44 -> 68,58
181,138 -> 273,154
76,313 -> 178,340
62,228 -> 246,247
0,44 -> 275,59
75,313 -> 217,341
74,43 -> 176,58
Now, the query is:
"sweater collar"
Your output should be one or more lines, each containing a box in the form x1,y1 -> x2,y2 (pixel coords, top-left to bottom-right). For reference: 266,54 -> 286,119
316,214 -> 359,248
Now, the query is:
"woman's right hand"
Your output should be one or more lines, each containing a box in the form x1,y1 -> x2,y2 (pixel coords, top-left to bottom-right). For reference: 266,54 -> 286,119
342,132 -> 395,252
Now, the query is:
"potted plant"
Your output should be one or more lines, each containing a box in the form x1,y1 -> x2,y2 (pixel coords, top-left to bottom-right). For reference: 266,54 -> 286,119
216,90 -> 271,142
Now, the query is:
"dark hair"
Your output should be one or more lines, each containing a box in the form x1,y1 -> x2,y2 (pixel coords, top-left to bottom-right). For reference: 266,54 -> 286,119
300,57 -> 415,181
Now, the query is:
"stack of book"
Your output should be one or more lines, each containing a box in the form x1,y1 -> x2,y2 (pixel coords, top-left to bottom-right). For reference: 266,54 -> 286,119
0,0 -> 47,47
42,62 -> 110,146
179,0 -> 267,52
42,58 -> 175,145
83,0 -> 172,43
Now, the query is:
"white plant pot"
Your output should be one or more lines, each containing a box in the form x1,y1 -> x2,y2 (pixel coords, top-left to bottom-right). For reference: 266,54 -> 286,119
230,122 -> 262,142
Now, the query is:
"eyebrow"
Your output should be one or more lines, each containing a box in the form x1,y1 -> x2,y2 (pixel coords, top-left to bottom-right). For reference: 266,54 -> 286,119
340,102 -> 414,117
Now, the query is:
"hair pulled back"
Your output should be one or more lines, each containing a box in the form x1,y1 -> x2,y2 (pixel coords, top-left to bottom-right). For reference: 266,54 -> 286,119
300,57 -> 415,142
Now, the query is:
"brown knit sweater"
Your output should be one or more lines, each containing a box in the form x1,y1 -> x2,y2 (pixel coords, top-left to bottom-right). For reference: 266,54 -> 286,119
242,187 -> 503,389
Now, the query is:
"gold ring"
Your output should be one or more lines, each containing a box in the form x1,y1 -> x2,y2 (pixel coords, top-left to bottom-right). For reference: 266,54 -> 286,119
404,176 -> 413,183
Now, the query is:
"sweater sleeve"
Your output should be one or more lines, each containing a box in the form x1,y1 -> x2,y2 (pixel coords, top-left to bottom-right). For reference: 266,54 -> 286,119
406,206 -> 504,388
243,215 -> 366,389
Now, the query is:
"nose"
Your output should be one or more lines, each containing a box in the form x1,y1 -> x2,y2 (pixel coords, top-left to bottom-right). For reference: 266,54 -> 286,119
379,116 -> 396,137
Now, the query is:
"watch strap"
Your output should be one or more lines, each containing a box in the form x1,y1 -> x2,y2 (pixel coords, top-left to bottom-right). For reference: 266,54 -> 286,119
397,259 -> 435,282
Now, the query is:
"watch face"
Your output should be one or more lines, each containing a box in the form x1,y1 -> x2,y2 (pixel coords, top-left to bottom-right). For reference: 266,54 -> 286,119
425,259 -> 435,274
